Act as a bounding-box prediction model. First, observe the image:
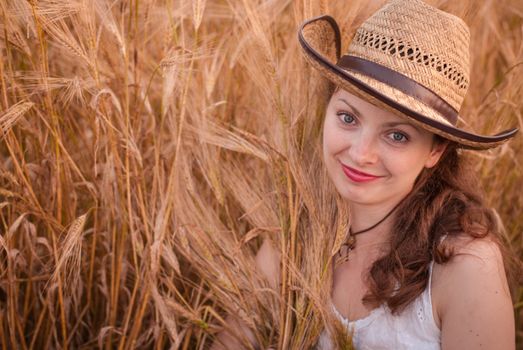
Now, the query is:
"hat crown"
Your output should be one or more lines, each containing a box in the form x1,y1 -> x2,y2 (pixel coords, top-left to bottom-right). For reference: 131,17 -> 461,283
297,0 -> 519,148
347,0 -> 470,112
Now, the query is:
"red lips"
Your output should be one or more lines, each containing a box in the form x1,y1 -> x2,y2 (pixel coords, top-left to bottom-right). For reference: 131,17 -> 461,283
341,163 -> 383,183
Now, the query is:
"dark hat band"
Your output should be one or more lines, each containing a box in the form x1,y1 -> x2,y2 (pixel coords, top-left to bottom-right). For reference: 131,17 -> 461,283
337,55 -> 458,125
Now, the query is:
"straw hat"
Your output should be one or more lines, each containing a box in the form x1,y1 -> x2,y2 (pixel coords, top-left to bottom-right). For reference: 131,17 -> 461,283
297,0 -> 518,150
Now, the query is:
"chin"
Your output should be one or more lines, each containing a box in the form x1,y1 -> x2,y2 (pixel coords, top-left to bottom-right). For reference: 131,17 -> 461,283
335,183 -> 379,204
335,177 -> 405,206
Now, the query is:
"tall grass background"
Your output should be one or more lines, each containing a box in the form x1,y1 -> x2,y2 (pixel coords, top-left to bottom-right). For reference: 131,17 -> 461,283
0,0 -> 521,348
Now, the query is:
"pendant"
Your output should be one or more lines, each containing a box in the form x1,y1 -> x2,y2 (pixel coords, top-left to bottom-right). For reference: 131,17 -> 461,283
346,235 -> 356,249
334,235 -> 356,269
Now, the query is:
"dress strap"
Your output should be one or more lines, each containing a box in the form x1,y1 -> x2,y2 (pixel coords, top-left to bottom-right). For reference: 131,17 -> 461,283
428,260 -> 435,297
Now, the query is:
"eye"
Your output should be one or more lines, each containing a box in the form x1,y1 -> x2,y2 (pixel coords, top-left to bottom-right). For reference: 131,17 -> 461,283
388,131 -> 409,143
337,111 -> 356,125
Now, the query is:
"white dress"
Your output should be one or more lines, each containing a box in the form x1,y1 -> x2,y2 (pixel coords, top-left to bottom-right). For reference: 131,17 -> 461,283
316,261 -> 441,350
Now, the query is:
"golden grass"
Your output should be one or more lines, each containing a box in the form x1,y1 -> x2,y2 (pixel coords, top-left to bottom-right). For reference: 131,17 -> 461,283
0,0 -> 521,348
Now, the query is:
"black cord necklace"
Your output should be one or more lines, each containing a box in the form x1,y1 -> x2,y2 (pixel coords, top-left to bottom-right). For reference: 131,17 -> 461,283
335,199 -> 404,268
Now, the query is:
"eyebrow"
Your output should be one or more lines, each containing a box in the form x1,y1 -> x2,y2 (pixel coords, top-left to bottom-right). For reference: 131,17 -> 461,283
338,98 -> 422,133
383,121 -> 422,133
338,98 -> 362,117
383,121 -> 415,127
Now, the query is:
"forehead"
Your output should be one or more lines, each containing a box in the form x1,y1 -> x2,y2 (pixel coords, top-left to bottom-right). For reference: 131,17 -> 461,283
331,88 -> 410,124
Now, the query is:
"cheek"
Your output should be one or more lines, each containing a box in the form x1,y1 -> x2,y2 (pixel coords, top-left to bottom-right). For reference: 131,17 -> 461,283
323,119 -> 346,155
383,149 -> 429,179
322,119 -> 334,155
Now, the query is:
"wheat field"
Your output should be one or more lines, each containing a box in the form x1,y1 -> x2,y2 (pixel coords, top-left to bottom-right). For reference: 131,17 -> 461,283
0,0 -> 521,349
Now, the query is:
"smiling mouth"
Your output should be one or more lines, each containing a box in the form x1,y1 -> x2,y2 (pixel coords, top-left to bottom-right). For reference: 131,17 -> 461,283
340,163 -> 384,183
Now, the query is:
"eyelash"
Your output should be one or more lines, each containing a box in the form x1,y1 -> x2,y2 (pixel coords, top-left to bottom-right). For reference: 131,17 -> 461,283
336,111 -> 410,144
388,131 -> 409,143
336,111 -> 357,125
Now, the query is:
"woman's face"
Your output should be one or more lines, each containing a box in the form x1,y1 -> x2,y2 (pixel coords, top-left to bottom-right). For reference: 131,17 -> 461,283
322,88 -> 446,207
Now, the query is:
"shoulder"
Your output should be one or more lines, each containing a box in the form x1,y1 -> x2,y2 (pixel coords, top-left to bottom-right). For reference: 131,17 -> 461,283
431,235 -> 515,349
432,234 -> 511,308
431,235 -> 509,310
441,234 -> 505,270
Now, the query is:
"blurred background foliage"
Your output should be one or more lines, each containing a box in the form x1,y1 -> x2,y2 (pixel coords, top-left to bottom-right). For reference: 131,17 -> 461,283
0,0 -> 521,348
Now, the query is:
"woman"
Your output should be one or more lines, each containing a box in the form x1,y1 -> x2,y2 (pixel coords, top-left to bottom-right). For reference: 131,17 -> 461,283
213,0 -> 519,348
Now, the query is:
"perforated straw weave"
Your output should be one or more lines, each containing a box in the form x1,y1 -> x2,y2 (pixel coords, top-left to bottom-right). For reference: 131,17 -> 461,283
349,0 -> 470,113
297,0 -> 518,150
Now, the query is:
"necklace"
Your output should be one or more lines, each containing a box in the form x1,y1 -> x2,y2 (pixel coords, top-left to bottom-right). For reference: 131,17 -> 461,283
334,199 -> 404,269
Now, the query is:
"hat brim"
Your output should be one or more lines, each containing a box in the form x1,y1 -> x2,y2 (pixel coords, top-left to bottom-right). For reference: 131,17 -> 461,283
298,15 -> 519,150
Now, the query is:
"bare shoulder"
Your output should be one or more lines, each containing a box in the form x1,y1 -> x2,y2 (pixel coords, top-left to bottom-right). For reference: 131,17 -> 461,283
447,234 -> 503,259
433,234 -> 511,304
438,235 -> 506,276
254,238 -> 280,288
432,235 -> 515,349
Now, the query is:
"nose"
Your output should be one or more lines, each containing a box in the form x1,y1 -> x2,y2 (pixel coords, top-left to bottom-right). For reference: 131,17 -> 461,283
348,130 -> 379,166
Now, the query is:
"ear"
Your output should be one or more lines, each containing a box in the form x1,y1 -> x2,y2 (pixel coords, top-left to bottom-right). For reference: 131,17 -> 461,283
424,139 -> 448,168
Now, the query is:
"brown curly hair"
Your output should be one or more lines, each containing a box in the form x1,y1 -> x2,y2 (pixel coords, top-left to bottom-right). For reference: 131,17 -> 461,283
361,139 -> 520,313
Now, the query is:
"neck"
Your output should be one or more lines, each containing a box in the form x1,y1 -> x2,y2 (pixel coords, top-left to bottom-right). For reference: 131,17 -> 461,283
348,200 -> 400,246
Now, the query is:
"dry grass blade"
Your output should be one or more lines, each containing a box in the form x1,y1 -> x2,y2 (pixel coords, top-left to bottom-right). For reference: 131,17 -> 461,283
40,17 -> 90,65
49,213 -> 87,297
0,101 -> 33,136
192,0 -> 207,32
0,0 -> 521,348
